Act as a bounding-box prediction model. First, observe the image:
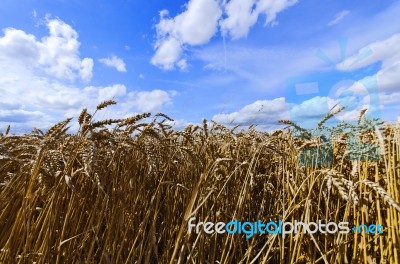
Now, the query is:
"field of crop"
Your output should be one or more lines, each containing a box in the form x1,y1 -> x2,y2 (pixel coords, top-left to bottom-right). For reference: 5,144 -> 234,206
0,101 -> 399,263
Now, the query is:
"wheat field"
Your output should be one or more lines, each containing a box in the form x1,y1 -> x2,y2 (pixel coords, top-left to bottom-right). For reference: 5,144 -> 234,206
0,101 -> 399,263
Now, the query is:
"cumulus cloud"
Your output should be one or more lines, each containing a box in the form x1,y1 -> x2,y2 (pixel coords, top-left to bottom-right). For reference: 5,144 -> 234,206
338,33 -> 400,73
220,0 -> 298,39
289,96 -> 337,128
212,95 -> 372,131
99,55 -> 127,72
127,89 -> 176,113
151,0 -> 222,70
290,96 -> 330,120
290,94 -> 376,127
151,0 -> 298,70
0,109 -> 44,123
212,97 -> 290,130
379,91 -> 400,105
0,19 -> 174,132
334,33 -> 400,119
0,18 -> 94,82
328,10 -> 350,26
151,37 -> 183,70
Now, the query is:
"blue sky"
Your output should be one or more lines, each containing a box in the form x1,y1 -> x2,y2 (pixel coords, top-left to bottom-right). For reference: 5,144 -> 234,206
0,0 -> 400,132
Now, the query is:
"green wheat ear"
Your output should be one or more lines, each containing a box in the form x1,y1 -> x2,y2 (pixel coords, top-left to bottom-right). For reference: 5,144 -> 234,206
317,104 -> 344,129
358,108 -> 368,124
278,119 -> 310,135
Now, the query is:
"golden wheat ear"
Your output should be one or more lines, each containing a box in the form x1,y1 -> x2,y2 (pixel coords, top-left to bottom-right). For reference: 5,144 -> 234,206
0,104 -> 399,263
357,180 -> 400,212
96,99 -> 117,110
45,117 -> 72,138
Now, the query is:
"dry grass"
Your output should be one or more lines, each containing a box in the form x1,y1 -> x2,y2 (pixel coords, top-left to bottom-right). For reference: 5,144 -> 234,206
0,103 -> 399,263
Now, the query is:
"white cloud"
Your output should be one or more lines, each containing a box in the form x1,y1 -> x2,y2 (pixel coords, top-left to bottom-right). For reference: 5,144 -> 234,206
128,89 -> 176,113
151,0 -> 222,70
177,59 -> 188,70
195,4 -> 400,96
0,19 -> 173,132
151,38 -> 182,70
0,18 -> 94,82
338,33 -> 400,74
220,0 -> 298,39
289,93 -> 383,127
152,0 -> 299,69
156,0 -> 221,45
97,84 -> 127,102
80,58 -> 94,81
289,96 -> 337,124
40,18 -> 94,81
328,10 -> 350,26
324,33 -> 400,120
379,91 -> 400,105
220,0 -> 259,39
212,97 -> 289,129
335,33 -> 400,120
0,109 -> 44,123
99,55 -> 127,72
290,96 -> 330,120
212,95 -> 372,131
